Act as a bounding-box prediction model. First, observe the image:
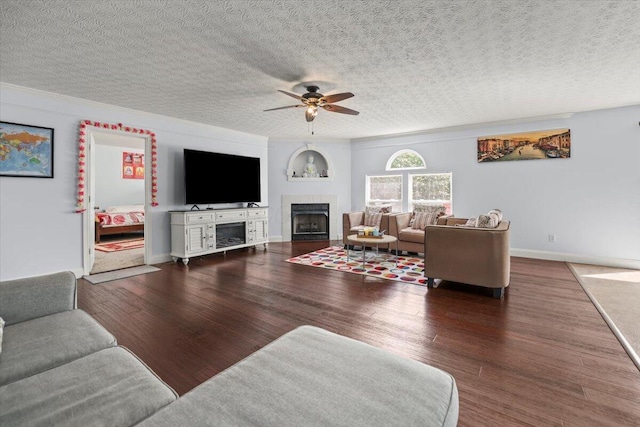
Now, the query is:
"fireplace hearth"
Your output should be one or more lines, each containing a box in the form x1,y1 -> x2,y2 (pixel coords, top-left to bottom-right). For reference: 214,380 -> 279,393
291,203 -> 329,241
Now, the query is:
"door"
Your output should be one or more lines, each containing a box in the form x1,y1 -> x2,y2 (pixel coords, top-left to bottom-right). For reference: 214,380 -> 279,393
83,126 -> 151,276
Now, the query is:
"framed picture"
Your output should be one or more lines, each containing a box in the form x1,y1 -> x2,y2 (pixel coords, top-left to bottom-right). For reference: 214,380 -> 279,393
0,121 -> 54,178
122,151 -> 144,179
477,128 -> 570,163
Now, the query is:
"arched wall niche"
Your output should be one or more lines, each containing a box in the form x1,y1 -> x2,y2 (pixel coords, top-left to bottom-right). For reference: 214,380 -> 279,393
286,143 -> 333,181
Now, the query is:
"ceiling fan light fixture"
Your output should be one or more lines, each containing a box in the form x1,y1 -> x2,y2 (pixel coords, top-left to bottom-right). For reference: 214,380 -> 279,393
266,86 -> 359,127
305,105 -> 318,122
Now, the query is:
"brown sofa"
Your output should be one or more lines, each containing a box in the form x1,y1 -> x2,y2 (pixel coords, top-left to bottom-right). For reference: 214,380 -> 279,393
388,212 -> 450,254
342,211 -> 393,250
424,218 -> 511,298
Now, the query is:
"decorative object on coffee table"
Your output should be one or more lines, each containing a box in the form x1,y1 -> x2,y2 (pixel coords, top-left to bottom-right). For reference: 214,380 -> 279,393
347,234 -> 398,269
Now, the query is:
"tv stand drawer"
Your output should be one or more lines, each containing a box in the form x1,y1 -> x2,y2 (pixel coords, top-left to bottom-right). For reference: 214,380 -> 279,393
186,213 -> 214,223
215,210 -> 247,221
248,208 -> 267,218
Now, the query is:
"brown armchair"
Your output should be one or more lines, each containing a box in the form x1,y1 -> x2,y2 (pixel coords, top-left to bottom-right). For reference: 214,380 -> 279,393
342,211 -> 392,250
424,218 -> 511,298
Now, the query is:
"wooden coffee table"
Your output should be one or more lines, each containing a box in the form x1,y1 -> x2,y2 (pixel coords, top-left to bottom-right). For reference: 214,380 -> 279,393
346,234 -> 398,268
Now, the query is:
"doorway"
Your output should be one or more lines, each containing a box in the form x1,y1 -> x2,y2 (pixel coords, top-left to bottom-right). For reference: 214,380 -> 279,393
83,127 -> 152,276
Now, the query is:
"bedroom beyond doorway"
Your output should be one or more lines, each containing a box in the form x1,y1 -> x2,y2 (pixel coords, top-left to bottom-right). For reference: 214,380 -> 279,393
91,234 -> 144,274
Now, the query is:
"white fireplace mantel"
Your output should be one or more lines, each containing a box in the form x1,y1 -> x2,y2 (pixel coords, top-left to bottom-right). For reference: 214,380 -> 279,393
282,195 -> 338,242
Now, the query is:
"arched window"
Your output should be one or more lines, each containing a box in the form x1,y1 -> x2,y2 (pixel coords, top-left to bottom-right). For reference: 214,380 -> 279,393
386,149 -> 426,171
366,149 -> 452,214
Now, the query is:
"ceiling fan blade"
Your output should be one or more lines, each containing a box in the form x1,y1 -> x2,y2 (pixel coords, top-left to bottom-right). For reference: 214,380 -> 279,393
321,104 -> 360,115
264,105 -> 303,112
278,90 -> 303,100
321,92 -> 354,104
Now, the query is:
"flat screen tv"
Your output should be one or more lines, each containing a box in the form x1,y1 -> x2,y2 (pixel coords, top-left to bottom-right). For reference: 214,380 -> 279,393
184,149 -> 261,206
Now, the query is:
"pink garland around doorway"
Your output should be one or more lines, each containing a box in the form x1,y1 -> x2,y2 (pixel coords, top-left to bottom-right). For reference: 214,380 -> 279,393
76,120 -> 158,213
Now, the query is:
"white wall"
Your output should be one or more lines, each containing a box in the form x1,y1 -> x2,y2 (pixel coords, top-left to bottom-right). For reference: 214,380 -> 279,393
1,83 -> 637,279
0,84 -> 268,280
267,138 -> 351,241
95,145 -> 145,209
351,105 -> 640,265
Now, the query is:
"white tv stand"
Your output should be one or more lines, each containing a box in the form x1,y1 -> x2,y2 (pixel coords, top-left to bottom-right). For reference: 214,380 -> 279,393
169,207 -> 268,265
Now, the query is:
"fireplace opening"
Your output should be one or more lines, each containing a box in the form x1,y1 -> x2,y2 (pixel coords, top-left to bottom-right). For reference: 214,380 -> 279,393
291,203 -> 329,241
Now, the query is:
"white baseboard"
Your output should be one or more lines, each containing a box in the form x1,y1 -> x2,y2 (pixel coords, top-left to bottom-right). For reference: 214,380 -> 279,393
71,268 -> 85,278
511,248 -> 640,269
149,254 -> 174,265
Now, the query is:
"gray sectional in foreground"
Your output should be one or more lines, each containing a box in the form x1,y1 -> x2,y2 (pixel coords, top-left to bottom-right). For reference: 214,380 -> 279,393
0,271 -> 459,426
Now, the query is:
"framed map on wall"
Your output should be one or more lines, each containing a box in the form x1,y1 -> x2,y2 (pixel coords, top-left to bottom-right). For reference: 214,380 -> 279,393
0,121 -> 54,178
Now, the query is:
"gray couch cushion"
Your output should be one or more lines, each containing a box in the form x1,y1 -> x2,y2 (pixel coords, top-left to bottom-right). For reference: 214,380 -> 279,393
0,309 -> 116,386
0,271 -> 76,326
138,325 -> 459,427
0,346 -> 177,427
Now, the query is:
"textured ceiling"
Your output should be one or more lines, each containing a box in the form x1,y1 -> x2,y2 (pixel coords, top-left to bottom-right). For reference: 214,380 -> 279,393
1,0 -> 639,139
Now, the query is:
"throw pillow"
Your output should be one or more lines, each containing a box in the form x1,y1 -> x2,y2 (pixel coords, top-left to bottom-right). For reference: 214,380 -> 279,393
0,316 -> 4,354
364,211 -> 383,228
411,212 -> 439,230
465,217 -> 478,227
365,205 -> 392,215
488,211 -> 500,227
476,214 -> 500,228
488,209 -> 503,222
414,204 -> 446,214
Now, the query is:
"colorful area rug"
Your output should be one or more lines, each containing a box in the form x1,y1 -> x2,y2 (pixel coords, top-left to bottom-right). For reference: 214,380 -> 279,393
95,238 -> 145,253
286,246 -> 427,285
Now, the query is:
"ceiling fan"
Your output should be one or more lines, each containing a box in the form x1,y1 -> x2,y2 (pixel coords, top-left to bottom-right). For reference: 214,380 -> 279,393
264,86 -> 360,122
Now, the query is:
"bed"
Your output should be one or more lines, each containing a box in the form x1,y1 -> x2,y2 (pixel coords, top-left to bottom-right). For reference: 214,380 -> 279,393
95,205 -> 145,243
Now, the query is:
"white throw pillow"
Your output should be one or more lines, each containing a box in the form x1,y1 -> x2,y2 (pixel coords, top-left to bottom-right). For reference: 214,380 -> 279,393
488,209 -> 503,222
465,217 -> 478,227
105,205 -> 145,213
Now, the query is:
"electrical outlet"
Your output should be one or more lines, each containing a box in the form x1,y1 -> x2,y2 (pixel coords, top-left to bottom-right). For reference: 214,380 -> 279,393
549,234 -> 556,243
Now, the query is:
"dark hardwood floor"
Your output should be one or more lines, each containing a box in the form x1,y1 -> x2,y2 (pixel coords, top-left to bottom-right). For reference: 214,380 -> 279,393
78,241 -> 640,426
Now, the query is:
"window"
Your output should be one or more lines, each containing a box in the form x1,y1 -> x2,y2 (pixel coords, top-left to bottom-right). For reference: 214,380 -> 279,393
386,149 -> 426,170
366,175 -> 402,213
409,173 -> 452,214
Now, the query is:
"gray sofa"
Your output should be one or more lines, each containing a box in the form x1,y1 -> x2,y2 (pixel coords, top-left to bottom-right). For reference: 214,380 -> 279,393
0,271 -> 459,426
0,271 -> 177,426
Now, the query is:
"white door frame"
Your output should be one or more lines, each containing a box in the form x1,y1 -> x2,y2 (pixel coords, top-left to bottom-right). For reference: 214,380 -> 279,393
82,126 -> 153,276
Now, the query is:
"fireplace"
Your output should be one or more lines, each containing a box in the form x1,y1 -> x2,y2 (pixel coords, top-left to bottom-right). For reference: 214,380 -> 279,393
291,203 -> 329,241
281,195 -> 337,242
